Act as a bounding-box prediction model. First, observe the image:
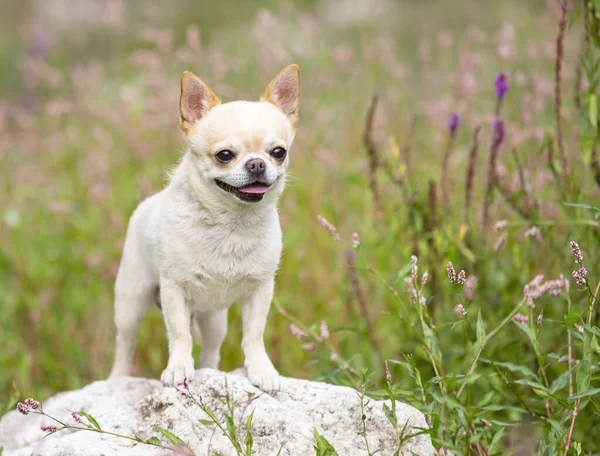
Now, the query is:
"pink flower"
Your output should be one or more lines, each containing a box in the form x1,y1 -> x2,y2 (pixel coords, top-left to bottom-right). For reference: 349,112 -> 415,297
572,267 -> 587,286
24,398 -> 40,410
290,324 -> 307,341
421,271 -> 429,287
41,424 -> 59,433
302,343 -> 316,351
17,403 -> 29,415
319,321 -> 330,340
457,270 -> 466,285
410,255 -> 418,282
570,241 -> 583,264
465,276 -> 478,300
513,313 -> 528,325
447,262 -> 457,283
352,232 -> 360,249
71,412 -> 82,423
454,304 -> 467,317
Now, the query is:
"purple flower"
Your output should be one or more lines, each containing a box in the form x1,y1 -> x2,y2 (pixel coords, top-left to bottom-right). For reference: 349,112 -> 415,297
17,402 -> 29,415
448,112 -> 461,136
24,398 -> 40,410
492,118 -> 505,146
495,72 -> 509,100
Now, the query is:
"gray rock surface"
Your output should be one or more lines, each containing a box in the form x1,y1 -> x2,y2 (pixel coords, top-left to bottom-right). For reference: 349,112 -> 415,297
0,369 -> 435,455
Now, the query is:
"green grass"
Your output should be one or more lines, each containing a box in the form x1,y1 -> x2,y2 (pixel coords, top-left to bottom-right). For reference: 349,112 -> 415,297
1,0 -> 599,453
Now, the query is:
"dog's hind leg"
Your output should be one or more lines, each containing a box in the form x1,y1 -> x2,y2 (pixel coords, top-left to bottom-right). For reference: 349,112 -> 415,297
196,309 -> 228,370
108,264 -> 154,379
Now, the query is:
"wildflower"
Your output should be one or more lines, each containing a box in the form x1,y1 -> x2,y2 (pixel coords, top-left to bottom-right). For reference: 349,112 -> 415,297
447,262 -> 457,283
71,412 -> 82,423
495,72 -> 509,100
454,304 -> 467,317
480,418 -> 492,429
183,377 -> 189,390
572,267 -> 587,287
513,313 -> 528,325
465,276 -> 477,300
410,255 -> 418,282
493,219 -> 508,231
352,232 -> 360,249
290,324 -> 307,341
421,271 -> 429,287
24,398 -> 40,410
492,118 -> 505,147
419,295 -> 427,306
40,424 -> 59,433
319,320 -> 330,340
457,270 -> 466,285
330,352 -> 339,362
448,112 -> 461,136
494,233 -> 508,252
17,402 -> 29,415
570,241 -> 583,264
523,274 -> 568,307
317,215 -> 340,241
302,343 -> 315,351
405,277 -> 418,305
524,226 -> 540,239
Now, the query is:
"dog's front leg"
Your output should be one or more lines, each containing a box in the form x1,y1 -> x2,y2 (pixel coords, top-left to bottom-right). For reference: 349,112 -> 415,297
160,280 -> 195,386
241,278 -> 280,390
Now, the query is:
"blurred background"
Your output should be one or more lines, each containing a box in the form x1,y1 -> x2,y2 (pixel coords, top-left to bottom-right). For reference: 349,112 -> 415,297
1,0 -> 599,452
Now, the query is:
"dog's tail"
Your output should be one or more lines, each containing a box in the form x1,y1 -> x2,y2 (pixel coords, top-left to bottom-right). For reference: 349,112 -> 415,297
190,314 -> 202,345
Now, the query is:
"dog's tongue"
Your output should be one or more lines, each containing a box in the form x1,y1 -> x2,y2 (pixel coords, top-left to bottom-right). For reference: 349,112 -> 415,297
240,183 -> 270,194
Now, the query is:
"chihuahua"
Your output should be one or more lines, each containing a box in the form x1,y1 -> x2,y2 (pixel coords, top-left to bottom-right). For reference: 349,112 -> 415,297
108,65 -> 300,390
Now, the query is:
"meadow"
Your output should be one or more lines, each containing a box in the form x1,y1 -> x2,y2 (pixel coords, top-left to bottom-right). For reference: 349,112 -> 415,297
1,0 -> 599,454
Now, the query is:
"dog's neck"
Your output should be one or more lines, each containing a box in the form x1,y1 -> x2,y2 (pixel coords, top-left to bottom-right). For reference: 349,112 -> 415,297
170,152 -> 278,227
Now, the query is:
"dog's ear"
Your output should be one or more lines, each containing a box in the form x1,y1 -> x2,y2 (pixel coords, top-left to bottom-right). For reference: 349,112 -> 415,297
179,71 -> 220,134
262,64 -> 300,127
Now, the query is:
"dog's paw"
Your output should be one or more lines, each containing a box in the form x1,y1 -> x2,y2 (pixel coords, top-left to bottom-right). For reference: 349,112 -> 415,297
161,358 -> 195,387
246,364 -> 280,391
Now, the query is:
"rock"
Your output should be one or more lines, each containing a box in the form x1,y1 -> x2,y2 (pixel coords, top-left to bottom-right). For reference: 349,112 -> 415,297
0,369 -> 436,456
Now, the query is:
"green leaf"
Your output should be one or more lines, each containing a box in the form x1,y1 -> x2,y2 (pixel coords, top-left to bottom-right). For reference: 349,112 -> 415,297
199,419 -> 215,426
549,370 -> 571,394
313,429 -> 338,455
155,426 -> 185,446
383,403 -> 395,427
75,411 -> 101,430
583,325 -> 600,337
145,437 -> 162,446
513,320 -> 537,345
476,310 -> 485,343
245,409 -> 255,455
485,360 -> 538,379
567,388 -> 600,401
224,413 -> 242,452
422,322 -> 441,364
576,360 -> 592,395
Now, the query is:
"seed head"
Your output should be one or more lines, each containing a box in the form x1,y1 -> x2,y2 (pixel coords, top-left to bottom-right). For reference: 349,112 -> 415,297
492,118 -> 506,147
447,262 -> 457,283
317,215 -> 340,241
570,241 -> 583,264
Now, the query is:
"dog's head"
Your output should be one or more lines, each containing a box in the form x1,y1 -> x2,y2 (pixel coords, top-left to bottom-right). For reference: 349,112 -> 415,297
179,65 -> 300,205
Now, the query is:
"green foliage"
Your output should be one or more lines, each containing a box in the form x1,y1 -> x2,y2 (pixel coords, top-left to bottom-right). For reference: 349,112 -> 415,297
313,429 -> 339,456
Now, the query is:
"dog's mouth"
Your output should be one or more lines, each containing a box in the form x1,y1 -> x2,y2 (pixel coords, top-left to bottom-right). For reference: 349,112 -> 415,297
215,179 -> 273,203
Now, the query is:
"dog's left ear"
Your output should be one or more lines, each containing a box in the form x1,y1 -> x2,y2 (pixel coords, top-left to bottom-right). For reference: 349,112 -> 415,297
262,64 -> 300,127
179,71 -> 220,134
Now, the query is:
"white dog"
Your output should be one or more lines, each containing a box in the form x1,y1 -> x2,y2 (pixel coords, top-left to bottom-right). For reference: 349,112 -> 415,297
108,65 -> 300,390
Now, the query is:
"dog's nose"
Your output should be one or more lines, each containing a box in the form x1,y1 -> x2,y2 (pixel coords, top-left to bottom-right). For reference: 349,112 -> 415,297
245,158 -> 266,175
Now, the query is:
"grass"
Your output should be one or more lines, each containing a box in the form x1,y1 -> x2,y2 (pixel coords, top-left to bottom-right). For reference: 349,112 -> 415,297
1,0 -> 599,454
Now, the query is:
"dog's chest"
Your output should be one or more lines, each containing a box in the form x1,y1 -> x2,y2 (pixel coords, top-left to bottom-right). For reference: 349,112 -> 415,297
163,213 -> 281,308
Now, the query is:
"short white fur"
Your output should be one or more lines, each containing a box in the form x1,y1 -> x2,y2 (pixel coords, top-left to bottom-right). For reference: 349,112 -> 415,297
108,65 -> 300,390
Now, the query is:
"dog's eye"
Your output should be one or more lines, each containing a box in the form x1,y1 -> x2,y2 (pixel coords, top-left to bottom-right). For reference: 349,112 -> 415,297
215,150 -> 235,163
270,147 -> 287,160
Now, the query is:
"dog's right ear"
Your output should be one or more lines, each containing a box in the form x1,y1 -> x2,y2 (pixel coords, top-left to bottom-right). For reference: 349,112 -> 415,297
179,71 -> 220,134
